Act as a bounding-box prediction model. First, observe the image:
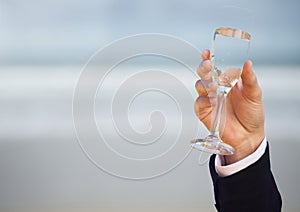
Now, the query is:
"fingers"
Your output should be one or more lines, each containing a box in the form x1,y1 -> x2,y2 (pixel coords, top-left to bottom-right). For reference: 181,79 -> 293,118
197,60 -> 212,80
201,49 -> 210,60
194,79 -> 217,125
195,80 -> 217,97
197,50 -> 212,80
194,96 -> 216,126
241,60 -> 262,102
194,50 -> 215,127
194,95 -> 216,112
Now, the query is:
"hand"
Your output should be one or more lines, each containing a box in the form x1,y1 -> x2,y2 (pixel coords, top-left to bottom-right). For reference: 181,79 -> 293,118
195,50 -> 265,164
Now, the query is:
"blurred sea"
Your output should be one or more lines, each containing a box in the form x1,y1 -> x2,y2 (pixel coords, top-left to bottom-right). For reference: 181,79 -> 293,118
0,65 -> 299,211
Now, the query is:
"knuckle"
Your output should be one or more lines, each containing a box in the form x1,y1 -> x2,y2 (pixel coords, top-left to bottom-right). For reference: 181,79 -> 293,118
195,96 -> 211,108
194,96 -> 201,105
202,59 -> 211,69
256,87 -> 263,99
195,80 -> 203,89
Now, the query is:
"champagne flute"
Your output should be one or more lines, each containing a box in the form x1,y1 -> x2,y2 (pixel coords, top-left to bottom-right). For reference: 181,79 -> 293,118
191,27 -> 251,155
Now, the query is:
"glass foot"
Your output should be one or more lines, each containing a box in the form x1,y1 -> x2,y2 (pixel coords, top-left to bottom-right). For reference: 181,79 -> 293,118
191,135 -> 235,155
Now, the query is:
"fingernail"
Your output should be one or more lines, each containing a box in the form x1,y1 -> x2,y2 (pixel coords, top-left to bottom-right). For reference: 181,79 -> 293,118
208,82 -> 213,88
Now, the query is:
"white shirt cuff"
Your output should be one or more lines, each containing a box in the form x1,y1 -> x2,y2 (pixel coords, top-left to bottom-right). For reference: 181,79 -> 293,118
215,137 -> 267,177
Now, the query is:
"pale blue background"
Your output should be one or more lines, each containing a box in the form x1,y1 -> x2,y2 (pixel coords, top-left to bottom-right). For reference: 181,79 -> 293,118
1,0 -> 299,64
0,0 -> 300,211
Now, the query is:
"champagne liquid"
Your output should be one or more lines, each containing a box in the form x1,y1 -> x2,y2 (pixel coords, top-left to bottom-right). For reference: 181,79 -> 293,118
211,27 -> 250,94
216,67 -> 242,94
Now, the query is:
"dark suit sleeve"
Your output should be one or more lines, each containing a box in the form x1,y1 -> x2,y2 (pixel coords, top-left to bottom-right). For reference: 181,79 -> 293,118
209,143 -> 282,212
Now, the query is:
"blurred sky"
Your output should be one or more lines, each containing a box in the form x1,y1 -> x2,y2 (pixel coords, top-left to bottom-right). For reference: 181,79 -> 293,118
1,1 -> 300,211
1,0 -> 300,65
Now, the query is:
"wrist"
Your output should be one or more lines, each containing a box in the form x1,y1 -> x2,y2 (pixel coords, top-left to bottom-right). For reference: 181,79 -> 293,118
215,138 -> 267,177
224,132 -> 265,165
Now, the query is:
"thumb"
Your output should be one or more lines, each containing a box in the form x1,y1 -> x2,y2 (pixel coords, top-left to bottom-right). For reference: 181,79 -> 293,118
241,60 -> 262,102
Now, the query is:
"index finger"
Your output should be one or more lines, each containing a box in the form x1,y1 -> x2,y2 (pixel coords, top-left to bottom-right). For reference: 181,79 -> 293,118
197,50 -> 212,80
201,49 -> 210,60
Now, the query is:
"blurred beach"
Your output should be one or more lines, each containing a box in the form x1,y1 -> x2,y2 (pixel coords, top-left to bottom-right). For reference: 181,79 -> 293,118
0,65 -> 299,211
1,0 -> 300,211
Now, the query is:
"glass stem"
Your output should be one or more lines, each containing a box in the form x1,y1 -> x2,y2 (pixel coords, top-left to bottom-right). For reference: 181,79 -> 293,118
209,90 -> 226,138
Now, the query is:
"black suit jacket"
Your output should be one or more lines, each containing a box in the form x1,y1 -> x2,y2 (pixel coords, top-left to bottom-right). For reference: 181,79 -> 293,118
209,144 -> 282,212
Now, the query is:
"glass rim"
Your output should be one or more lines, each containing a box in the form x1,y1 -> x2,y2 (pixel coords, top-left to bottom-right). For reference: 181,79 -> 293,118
214,27 -> 251,41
